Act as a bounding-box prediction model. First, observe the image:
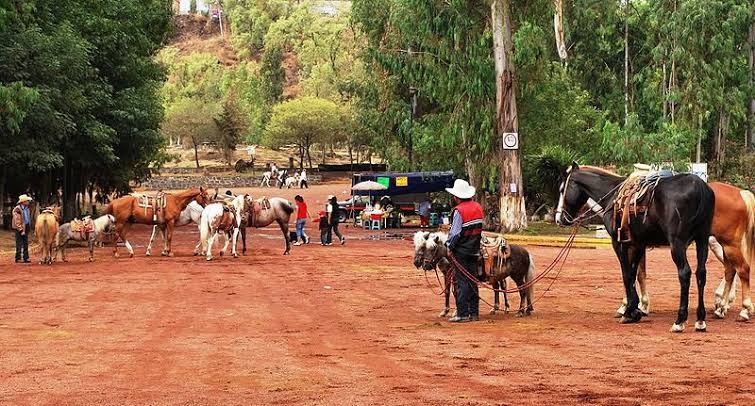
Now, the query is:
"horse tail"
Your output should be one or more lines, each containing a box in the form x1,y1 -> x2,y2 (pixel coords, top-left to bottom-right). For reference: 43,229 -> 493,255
282,200 -> 295,215
526,252 -> 536,301
741,190 -> 755,270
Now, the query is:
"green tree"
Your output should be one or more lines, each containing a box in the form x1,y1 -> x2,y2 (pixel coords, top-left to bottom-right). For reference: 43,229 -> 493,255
263,97 -> 342,168
162,98 -> 221,169
213,94 -> 247,166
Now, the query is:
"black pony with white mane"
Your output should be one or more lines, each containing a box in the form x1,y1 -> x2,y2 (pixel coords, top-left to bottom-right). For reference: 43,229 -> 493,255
556,163 -> 715,333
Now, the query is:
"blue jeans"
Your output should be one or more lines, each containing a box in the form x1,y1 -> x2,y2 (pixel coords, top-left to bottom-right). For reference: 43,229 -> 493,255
295,219 -> 308,241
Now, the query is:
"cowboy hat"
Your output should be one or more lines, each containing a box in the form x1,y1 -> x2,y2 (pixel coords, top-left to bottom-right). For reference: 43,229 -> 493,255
17,194 -> 32,204
445,179 -> 476,199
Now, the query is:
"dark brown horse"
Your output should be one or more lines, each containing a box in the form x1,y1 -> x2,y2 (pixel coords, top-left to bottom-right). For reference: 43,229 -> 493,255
480,235 -> 535,317
104,187 -> 209,257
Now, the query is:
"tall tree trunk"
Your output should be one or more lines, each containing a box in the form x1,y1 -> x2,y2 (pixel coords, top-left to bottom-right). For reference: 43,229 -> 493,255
348,143 -> 354,170
492,0 -> 527,232
321,143 -> 326,165
553,0 -> 567,64
624,0 -> 630,126
193,138 -> 200,169
306,136 -> 313,169
747,19 -> 755,152
662,62 -> 668,119
298,145 -> 305,169
714,109 -> 729,177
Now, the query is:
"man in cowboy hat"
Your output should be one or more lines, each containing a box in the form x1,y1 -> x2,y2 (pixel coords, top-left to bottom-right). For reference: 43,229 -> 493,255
12,194 -> 33,263
445,179 -> 484,322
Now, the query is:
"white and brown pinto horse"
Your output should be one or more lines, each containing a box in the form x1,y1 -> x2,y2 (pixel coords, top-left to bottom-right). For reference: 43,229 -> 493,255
413,231 -> 455,317
199,194 -> 247,261
56,214 -> 116,262
104,187 -> 209,257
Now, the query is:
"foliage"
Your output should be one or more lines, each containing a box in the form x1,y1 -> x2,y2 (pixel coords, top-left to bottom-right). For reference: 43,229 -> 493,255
213,94 -> 246,165
262,96 -> 342,168
0,0 -> 172,217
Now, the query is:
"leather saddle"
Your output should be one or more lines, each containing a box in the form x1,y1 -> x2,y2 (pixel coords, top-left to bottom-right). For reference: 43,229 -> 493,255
132,191 -> 167,223
71,217 -> 94,234
213,205 -> 237,231
480,235 -> 511,279
613,171 -> 673,242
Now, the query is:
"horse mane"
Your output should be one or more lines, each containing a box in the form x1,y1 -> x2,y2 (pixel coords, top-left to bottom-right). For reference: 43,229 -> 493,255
579,165 -> 622,177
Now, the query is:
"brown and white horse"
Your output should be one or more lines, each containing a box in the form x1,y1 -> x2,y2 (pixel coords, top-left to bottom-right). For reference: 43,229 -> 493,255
238,196 -> 295,255
104,187 -> 209,257
35,206 -> 60,265
480,235 -> 536,317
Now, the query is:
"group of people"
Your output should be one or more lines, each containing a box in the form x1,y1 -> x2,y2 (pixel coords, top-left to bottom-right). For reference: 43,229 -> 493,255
293,195 -> 346,247
270,164 -> 309,189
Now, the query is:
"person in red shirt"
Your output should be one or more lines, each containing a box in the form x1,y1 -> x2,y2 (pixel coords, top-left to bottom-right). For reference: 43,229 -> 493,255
293,195 -> 310,245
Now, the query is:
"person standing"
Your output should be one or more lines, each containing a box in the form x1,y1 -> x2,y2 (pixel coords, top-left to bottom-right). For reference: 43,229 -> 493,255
314,210 -> 330,245
12,194 -> 33,263
299,168 -> 309,189
444,180 -> 483,322
326,195 -> 346,245
418,195 -> 432,228
293,195 -> 310,246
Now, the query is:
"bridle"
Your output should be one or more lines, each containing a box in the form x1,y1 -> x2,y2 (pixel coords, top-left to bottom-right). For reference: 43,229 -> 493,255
556,168 -> 622,226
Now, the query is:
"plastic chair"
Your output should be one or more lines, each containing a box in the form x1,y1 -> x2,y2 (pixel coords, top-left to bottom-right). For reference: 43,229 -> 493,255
370,213 -> 382,230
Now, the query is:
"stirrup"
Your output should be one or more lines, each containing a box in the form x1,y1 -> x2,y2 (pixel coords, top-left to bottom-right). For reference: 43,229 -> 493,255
617,227 -> 632,243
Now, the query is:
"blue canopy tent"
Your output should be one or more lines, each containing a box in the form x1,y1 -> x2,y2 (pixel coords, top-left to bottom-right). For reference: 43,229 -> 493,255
351,171 -> 455,196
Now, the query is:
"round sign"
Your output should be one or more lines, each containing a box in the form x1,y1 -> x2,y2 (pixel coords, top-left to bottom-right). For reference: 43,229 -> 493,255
503,133 -> 518,149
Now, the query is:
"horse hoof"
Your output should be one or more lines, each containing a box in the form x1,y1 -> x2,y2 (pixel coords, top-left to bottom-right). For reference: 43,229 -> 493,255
736,309 -> 750,322
438,310 -> 449,318
168,252 -> 174,257
129,253 -> 134,259
88,258 -> 95,262
516,311 -> 526,318
193,252 -> 199,257
161,252 -> 168,257
670,323 -> 686,333
206,257 -> 213,262
284,252 -> 290,256
620,316 -> 639,324
713,308 -> 726,319
694,321 -> 707,332
489,309 -> 497,315
145,252 -> 151,257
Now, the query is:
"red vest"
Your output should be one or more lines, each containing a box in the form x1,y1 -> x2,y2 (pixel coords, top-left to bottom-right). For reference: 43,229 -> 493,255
452,200 -> 483,257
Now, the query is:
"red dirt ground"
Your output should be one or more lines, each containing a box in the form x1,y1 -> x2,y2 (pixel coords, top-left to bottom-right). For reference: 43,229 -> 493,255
1,185 -> 754,404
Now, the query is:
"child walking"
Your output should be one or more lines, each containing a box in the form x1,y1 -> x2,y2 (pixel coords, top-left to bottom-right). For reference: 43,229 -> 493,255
314,210 -> 330,245
293,195 -> 310,246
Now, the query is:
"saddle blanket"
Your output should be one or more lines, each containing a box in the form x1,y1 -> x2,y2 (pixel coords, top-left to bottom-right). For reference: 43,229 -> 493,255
71,218 -> 94,234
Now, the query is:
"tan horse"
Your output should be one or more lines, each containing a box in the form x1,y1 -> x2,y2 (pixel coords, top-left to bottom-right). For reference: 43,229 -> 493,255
104,187 -> 209,257
35,206 -> 60,265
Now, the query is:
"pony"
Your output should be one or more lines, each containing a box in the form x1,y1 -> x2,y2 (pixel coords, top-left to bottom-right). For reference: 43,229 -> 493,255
284,175 -> 298,189
56,214 -> 116,262
145,200 -> 205,256
413,231 -> 454,317
238,196 -> 295,255
556,163 -> 715,333
480,235 -> 535,317
199,194 -> 247,261
104,187 -> 209,257
35,206 -> 60,265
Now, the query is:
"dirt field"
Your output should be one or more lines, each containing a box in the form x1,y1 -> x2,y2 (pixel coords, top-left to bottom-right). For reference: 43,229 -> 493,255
1,184 -> 754,405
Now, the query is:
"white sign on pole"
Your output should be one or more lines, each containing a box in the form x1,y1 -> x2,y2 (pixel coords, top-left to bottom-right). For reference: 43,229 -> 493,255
502,132 -> 519,150
691,163 -> 708,182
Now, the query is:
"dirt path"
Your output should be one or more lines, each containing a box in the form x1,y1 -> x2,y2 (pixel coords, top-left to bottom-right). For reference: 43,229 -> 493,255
1,221 -> 754,405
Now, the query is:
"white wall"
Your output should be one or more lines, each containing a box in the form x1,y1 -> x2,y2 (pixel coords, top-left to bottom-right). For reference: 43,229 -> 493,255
178,0 -> 210,14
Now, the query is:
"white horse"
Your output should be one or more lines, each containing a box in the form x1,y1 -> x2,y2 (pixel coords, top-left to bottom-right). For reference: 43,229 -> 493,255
199,194 -> 246,261
261,171 -> 273,187
146,200 -> 205,256
284,175 -> 298,189
56,214 -> 116,262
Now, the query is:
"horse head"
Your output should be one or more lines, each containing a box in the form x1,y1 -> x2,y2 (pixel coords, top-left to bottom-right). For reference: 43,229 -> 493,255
413,231 -> 446,271
195,187 -> 210,207
556,162 -> 591,226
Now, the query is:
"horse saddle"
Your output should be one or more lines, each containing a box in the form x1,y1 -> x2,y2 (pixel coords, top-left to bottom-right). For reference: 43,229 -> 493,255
70,217 -> 94,233
613,171 -> 673,242
213,206 -> 237,231
481,236 -> 511,261
132,191 -> 167,222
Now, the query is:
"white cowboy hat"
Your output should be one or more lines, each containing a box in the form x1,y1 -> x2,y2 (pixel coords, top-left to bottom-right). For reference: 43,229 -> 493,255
17,194 -> 33,204
445,179 -> 476,199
